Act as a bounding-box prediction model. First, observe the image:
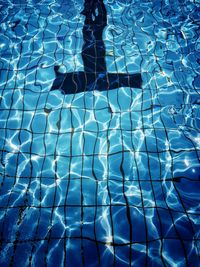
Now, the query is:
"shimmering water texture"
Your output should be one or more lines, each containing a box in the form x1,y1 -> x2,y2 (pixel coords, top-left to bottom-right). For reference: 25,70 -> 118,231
0,0 -> 200,266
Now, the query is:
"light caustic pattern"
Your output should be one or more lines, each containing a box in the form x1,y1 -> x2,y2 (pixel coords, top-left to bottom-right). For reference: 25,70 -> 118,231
0,0 -> 199,266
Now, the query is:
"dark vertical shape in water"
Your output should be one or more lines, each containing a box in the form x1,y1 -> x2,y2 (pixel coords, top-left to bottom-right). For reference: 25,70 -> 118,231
81,0 -> 107,73
51,0 -> 142,94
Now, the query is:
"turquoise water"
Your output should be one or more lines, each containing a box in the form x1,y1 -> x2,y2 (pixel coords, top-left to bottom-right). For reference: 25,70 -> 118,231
0,0 -> 200,266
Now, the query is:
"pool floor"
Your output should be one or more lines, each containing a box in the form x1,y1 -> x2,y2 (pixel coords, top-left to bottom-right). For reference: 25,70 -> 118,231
0,0 -> 199,266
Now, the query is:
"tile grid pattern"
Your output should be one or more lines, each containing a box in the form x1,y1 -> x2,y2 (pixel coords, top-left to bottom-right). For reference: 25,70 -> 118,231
0,0 -> 199,266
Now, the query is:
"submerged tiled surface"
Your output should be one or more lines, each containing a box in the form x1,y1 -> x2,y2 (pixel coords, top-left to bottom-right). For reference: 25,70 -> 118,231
0,0 -> 200,266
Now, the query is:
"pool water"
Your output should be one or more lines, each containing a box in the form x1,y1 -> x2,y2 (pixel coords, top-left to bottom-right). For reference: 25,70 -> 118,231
0,0 -> 200,266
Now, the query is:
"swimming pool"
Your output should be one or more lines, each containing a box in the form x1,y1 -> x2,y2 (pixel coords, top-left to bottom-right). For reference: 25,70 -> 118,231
0,0 -> 199,266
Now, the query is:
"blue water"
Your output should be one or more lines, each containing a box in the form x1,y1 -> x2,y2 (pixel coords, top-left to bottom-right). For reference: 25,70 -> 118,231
0,0 -> 200,266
